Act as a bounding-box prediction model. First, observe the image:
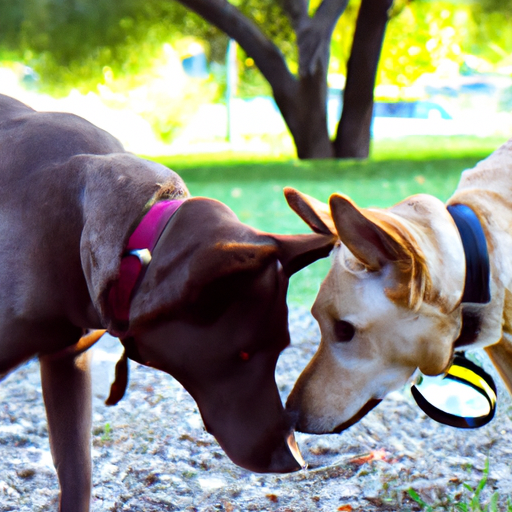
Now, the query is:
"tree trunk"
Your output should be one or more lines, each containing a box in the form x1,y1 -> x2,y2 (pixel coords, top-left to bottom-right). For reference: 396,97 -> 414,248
175,0 -> 371,160
290,75 -> 334,159
272,61 -> 334,159
334,0 -> 393,158
175,0 -> 328,156
275,0 -> 349,159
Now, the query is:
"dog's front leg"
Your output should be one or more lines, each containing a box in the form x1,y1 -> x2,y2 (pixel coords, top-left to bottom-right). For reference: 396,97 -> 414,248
40,350 -> 92,512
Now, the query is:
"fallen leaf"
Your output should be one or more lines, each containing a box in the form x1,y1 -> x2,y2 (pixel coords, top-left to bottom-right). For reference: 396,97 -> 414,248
222,501 -> 234,512
349,449 -> 388,465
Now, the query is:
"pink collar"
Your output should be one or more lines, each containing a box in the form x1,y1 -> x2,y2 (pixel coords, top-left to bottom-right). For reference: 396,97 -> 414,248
107,199 -> 185,329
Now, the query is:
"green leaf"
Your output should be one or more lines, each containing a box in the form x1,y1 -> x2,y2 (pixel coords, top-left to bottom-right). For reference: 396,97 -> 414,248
407,488 -> 433,510
486,492 -> 499,512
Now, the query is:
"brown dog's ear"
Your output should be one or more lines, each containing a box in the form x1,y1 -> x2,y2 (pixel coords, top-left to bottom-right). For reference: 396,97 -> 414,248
272,233 -> 336,276
329,193 -> 405,271
79,154 -> 188,324
189,234 -> 335,282
284,187 -> 336,236
131,238 -> 281,325
193,241 -> 279,280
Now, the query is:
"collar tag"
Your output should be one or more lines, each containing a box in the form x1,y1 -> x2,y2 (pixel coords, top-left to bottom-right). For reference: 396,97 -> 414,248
411,353 -> 497,429
126,248 -> 152,266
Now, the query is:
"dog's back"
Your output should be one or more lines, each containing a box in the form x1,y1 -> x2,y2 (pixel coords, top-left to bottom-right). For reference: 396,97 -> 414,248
453,139 -> 512,201
0,94 -> 34,120
0,94 -> 124,182
447,138 -> 512,392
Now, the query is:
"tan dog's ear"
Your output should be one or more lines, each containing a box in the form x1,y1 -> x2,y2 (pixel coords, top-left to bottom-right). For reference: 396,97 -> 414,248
284,187 -> 336,236
329,194 -> 405,271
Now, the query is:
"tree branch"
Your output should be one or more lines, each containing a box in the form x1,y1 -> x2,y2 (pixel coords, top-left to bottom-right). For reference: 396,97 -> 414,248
334,0 -> 393,157
278,0 -> 309,31
296,0 -> 350,76
312,0 -> 350,30
174,0 -> 296,93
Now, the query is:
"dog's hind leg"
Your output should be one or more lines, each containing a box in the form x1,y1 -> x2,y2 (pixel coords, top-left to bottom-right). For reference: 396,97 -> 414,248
40,349 -> 92,512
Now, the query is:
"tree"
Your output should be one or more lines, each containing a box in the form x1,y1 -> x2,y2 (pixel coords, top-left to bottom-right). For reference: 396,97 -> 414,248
175,0 -> 394,159
3,1 -> 511,160
0,0 -> 395,159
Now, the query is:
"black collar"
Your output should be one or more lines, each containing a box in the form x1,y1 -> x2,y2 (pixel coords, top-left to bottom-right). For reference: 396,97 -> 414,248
447,204 -> 490,304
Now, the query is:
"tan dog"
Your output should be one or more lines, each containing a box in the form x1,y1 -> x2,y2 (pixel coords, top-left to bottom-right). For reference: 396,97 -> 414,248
0,95 -> 335,511
284,140 -> 512,434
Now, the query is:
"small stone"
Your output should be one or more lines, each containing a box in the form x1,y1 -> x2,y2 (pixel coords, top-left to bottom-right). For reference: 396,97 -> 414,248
17,468 -> 36,479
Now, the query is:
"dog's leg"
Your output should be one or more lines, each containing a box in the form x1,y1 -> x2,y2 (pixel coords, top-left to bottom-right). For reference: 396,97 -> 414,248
485,332 -> 512,394
40,350 -> 92,512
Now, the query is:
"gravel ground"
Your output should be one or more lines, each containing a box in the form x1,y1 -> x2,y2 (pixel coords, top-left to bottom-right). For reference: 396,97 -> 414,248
1,306 -> 511,512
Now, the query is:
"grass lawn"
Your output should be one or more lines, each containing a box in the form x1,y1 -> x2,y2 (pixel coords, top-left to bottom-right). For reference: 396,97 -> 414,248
151,135 -> 507,307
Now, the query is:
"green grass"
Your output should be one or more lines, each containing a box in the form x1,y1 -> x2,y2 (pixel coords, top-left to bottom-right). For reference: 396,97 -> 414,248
150,135 -> 507,306
408,460 -> 512,512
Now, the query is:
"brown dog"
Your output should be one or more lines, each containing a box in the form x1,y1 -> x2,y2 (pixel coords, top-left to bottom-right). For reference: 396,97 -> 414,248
284,140 -> 512,434
0,95 -> 334,511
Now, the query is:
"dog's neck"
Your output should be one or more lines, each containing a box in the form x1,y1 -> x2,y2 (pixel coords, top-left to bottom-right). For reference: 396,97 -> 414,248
107,199 -> 185,334
447,204 -> 491,305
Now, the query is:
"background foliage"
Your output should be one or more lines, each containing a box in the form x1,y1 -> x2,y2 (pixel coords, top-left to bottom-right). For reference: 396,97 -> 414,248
2,0 -> 511,94
1,0 -> 512,143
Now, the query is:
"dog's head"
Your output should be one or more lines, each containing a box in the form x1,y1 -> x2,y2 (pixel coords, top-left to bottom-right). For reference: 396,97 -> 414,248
284,188 -> 466,434
85,194 -> 335,473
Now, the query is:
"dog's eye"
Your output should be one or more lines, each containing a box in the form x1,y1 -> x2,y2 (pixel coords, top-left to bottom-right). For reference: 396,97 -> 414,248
239,350 -> 250,361
334,320 -> 355,342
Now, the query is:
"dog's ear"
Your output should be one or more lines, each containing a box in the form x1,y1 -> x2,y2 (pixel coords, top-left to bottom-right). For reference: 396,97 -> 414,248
189,234 -> 335,281
134,237 -> 278,309
329,193 -> 406,271
284,187 -> 336,236
79,154 -> 188,324
134,232 -> 335,322
272,233 -> 336,276
192,241 -> 280,280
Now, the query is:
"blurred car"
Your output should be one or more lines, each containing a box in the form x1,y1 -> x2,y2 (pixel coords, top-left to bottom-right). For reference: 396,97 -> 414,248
373,101 -> 452,120
327,90 -> 453,136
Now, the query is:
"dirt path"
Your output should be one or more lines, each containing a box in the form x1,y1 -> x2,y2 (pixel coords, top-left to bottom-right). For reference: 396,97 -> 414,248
1,308 -> 511,511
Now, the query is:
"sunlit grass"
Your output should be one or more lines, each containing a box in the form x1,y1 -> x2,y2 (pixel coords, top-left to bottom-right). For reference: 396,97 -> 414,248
371,135 -> 508,161
152,135 -> 506,306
